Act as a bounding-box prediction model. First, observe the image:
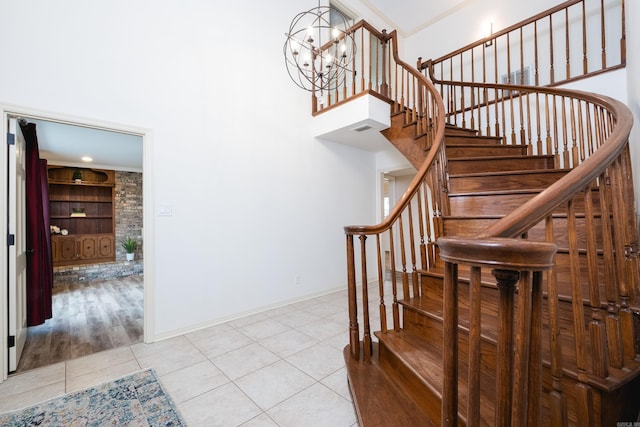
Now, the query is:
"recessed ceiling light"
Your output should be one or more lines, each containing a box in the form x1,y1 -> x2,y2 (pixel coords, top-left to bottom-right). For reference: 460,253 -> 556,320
81,156 -> 93,162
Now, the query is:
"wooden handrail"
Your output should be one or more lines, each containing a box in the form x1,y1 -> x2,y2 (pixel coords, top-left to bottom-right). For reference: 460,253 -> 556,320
341,29 -> 446,235
341,22 -> 447,364
429,82 -> 634,239
424,0 -> 585,68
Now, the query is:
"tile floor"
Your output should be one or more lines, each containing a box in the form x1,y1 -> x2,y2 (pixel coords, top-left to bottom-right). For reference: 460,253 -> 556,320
0,288 -> 360,426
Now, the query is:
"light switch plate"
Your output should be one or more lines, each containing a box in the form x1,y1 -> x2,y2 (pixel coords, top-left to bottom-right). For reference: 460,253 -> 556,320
159,205 -> 173,217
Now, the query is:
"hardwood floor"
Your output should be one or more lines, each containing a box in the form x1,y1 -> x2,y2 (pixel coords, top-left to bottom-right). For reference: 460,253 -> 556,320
15,275 -> 143,373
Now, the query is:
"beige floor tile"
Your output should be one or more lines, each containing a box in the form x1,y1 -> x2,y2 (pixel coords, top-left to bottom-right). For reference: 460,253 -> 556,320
304,299 -> 346,318
259,329 -> 318,358
261,305 -> 297,319
130,335 -> 192,359
188,328 -> 254,357
240,412 -> 279,426
65,346 -> 135,379
272,310 -> 322,328
322,332 -> 349,351
179,382 -> 262,427
0,290 -> 363,426
0,381 -> 66,413
296,318 -> 346,341
321,367 -> 352,401
184,322 -> 235,342
325,309 -> 350,325
285,343 -> 345,380
266,382 -> 356,427
0,363 -> 65,399
227,312 -> 270,329
159,360 -> 230,404
235,360 -> 315,410
65,359 -> 141,392
212,343 -> 279,380
289,299 -> 318,311
135,341 -> 207,376
237,318 -> 290,341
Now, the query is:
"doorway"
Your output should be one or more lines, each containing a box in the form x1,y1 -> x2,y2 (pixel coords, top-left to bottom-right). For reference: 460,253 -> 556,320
380,168 -> 417,279
1,106 -> 154,380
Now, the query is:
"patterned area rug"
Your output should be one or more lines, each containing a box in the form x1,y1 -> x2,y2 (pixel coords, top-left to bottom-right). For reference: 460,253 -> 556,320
0,369 -> 185,426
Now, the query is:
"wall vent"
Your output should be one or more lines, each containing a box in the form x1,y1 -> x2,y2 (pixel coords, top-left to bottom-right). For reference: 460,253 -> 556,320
353,124 -> 372,132
501,66 -> 531,86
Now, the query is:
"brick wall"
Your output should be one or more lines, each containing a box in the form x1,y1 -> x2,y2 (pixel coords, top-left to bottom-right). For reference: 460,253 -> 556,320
115,171 -> 143,260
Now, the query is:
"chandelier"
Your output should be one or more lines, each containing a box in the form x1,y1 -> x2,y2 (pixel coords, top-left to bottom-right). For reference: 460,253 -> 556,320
283,4 -> 356,93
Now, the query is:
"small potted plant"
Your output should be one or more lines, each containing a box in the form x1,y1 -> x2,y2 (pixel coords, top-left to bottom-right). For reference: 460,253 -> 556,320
121,237 -> 137,261
72,169 -> 82,183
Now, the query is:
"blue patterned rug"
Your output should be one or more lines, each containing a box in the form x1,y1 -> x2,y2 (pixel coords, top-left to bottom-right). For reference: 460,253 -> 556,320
0,369 -> 185,426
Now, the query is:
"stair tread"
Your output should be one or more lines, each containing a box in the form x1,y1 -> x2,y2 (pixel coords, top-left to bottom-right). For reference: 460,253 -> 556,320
445,142 -> 519,147
449,168 -> 569,178
375,328 -> 497,424
448,188 -> 546,197
445,123 -> 477,133
449,154 -> 555,161
343,344 -> 436,426
446,136 -> 503,144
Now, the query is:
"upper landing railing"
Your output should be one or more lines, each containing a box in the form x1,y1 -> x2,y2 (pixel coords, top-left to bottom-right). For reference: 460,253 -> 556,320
421,0 -> 626,89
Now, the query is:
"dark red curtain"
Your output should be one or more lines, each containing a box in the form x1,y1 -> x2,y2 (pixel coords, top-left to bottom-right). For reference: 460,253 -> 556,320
21,122 -> 53,326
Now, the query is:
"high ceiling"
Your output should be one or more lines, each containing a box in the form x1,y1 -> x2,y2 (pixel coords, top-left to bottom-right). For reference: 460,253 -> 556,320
357,0 -> 470,36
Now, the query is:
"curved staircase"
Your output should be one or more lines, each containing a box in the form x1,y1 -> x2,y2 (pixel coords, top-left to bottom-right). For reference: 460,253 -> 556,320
345,113 -> 640,425
304,7 -> 638,425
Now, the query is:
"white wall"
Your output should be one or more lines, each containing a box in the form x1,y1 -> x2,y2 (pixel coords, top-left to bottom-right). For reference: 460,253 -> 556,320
626,0 -> 640,221
0,0 -> 377,339
405,0 -> 565,62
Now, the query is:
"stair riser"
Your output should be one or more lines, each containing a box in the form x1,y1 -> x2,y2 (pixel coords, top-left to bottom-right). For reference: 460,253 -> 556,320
445,128 -> 478,137
449,170 -> 567,193
446,135 -> 502,145
447,156 -> 556,174
443,215 -> 605,250
403,309 -> 499,379
449,190 -> 601,216
378,340 -> 445,423
446,145 -> 528,158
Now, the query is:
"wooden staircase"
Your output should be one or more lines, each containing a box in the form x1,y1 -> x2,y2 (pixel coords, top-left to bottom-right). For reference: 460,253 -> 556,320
303,14 -> 640,426
344,110 -> 640,425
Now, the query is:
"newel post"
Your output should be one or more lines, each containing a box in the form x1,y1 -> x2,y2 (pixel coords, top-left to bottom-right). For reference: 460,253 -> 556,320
442,259 -> 459,426
438,237 -> 556,427
493,269 -> 518,427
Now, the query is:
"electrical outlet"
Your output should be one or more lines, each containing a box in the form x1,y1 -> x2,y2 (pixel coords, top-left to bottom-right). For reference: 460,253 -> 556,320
295,275 -> 300,285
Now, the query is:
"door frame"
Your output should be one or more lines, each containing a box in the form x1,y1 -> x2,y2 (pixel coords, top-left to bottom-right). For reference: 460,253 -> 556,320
0,104 -> 155,382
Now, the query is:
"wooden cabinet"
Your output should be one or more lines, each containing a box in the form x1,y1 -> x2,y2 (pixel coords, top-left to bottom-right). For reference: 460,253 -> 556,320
48,166 -> 115,266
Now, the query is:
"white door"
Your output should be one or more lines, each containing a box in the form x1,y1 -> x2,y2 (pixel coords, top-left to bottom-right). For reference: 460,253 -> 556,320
8,117 -> 27,372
